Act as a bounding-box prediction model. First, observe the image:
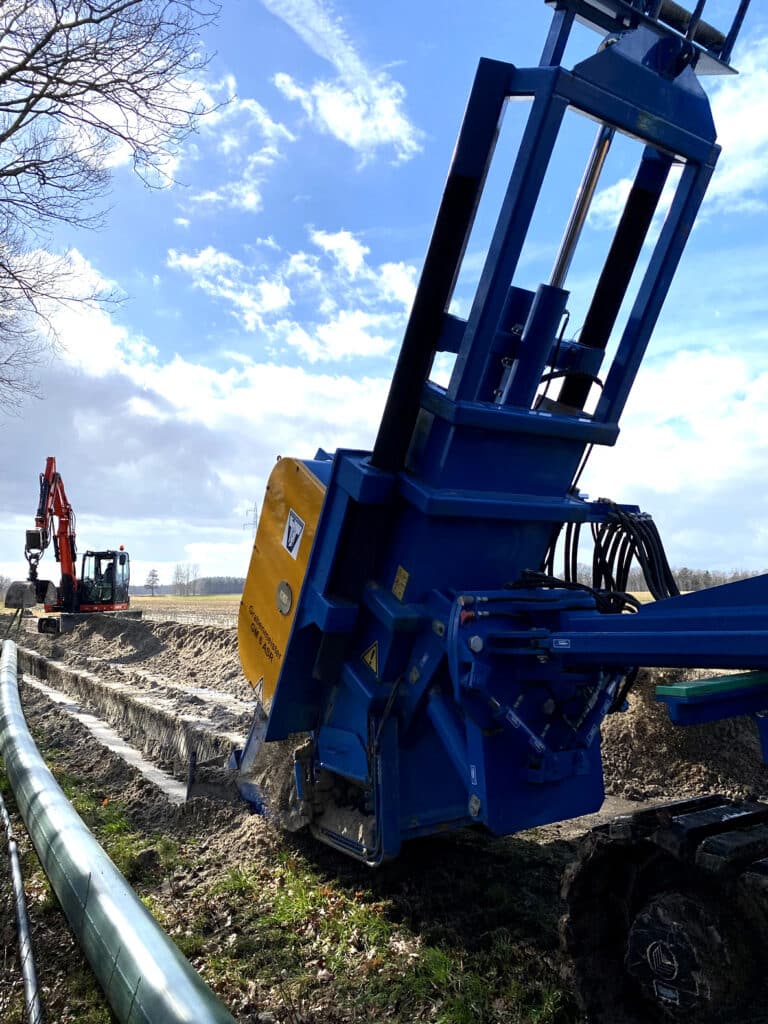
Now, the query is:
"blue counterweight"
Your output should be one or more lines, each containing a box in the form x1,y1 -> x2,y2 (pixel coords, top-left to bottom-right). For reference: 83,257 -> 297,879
244,0 -> 765,865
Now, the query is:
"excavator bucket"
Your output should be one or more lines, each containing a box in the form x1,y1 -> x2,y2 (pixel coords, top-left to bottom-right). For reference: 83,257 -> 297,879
5,581 -> 37,609
4,579 -> 56,609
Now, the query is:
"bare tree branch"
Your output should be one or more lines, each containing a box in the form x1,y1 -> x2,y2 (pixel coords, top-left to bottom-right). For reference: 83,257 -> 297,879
0,0 -> 219,408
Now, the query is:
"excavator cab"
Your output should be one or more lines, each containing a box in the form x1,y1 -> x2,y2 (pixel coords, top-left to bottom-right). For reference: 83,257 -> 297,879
80,549 -> 131,608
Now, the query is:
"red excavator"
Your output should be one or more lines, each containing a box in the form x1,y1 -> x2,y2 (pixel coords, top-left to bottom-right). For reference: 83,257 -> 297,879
5,456 -> 135,632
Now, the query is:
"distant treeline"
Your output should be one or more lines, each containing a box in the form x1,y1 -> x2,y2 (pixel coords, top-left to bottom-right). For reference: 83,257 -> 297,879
671,568 -> 762,592
573,565 -> 765,593
131,576 -> 245,597
197,576 -> 246,595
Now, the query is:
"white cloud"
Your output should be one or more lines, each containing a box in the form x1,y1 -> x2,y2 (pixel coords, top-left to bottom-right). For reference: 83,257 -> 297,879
35,252 -> 392,452
588,178 -> 632,231
61,312 -> 390,444
310,228 -> 369,277
378,261 -> 417,309
285,250 -> 323,283
589,34 -> 768,230
182,75 -> 297,213
257,279 -> 293,313
237,96 -> 297,148
264,0 -> 422,162
282,309 -> 398,362
274,73 -> 422,164
584,348 -> 768,501
706,37 -> 768,214
126,396 -> 169,421
166,246 -> 241,277
167,227 -> 418,359
314,308 -> 396,360
25,249 -> 157,377
166,246 -> 292,329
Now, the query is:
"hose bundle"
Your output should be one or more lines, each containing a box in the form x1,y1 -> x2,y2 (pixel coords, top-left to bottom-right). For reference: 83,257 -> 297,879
589,502 -> 679,602
539,502 -> 679,613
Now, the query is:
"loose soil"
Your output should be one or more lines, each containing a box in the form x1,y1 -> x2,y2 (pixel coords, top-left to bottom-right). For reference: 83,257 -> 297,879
3,611 -> 768,1022
602,668 -> 768,802
26,613 -> 248,697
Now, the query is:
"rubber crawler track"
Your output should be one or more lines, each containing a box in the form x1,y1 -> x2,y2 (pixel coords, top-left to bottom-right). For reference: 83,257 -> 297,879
561,794 -> 768,1023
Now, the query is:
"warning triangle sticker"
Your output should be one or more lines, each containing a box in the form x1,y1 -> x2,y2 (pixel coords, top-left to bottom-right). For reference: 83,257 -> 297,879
361,641 -> 379,677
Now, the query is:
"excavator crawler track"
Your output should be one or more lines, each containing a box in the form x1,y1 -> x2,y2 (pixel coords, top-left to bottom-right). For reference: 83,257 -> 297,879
562,795 -> 768,1023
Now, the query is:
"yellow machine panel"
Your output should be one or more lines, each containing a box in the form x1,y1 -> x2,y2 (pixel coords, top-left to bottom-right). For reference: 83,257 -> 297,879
238,457 -> 326,704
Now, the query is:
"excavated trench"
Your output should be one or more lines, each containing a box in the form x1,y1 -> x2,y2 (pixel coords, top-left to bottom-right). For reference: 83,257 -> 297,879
15,640 -> 253,781
22,677 -> 189,801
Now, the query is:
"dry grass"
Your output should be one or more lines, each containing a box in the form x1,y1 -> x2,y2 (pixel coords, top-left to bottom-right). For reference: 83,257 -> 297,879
131,594 -> 241,628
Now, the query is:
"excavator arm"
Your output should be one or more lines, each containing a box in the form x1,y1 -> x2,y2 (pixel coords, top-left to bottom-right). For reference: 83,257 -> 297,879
24,456 -> 78,610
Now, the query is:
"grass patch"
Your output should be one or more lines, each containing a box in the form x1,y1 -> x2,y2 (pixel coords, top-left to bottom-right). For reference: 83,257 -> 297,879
204,846 -> 578,1023
0,765 -> 110,1023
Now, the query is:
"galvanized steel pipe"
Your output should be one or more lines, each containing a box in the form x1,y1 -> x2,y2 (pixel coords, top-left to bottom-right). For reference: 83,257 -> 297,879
0,640 -> 238,1024
1,789 -> 43,1024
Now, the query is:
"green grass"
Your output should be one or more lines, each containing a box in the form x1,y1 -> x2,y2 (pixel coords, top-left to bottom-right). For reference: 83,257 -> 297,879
68,786 -> 576,1023
0,759 -> 113,1023
203,846 -> 574,1023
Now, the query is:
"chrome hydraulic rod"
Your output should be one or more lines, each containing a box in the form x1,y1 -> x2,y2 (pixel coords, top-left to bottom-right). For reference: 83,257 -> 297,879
0,640 -> 237,1024
0,789 -> 43,1024
550,123 -> 614,290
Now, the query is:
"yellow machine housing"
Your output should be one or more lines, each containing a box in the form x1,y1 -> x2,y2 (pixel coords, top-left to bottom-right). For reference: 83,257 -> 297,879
238,457 -> 326,704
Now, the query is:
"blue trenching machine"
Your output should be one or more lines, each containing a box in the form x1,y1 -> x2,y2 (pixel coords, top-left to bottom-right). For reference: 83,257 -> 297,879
227,3 -> 768,1016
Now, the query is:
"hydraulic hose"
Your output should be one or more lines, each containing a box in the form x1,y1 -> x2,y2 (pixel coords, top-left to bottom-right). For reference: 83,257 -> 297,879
0,640 -> 237,1024
1,788 -> 43,1024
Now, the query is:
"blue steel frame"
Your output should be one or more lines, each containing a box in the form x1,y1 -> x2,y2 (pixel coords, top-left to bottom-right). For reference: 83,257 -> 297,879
249,1 -> 764,864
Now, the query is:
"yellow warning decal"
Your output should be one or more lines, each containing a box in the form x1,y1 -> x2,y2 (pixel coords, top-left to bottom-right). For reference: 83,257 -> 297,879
361,641 -> 379,677
392,565 -> 409,601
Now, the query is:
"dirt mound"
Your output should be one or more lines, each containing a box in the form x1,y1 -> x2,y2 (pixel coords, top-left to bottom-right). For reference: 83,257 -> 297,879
63,614 -> 166,660
21,613 -> 250,698
149,621 -> 245,693
602,668 -> 768,801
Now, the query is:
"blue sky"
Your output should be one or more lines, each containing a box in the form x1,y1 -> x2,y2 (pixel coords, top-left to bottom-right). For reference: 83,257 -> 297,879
2,0 -> 768,588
